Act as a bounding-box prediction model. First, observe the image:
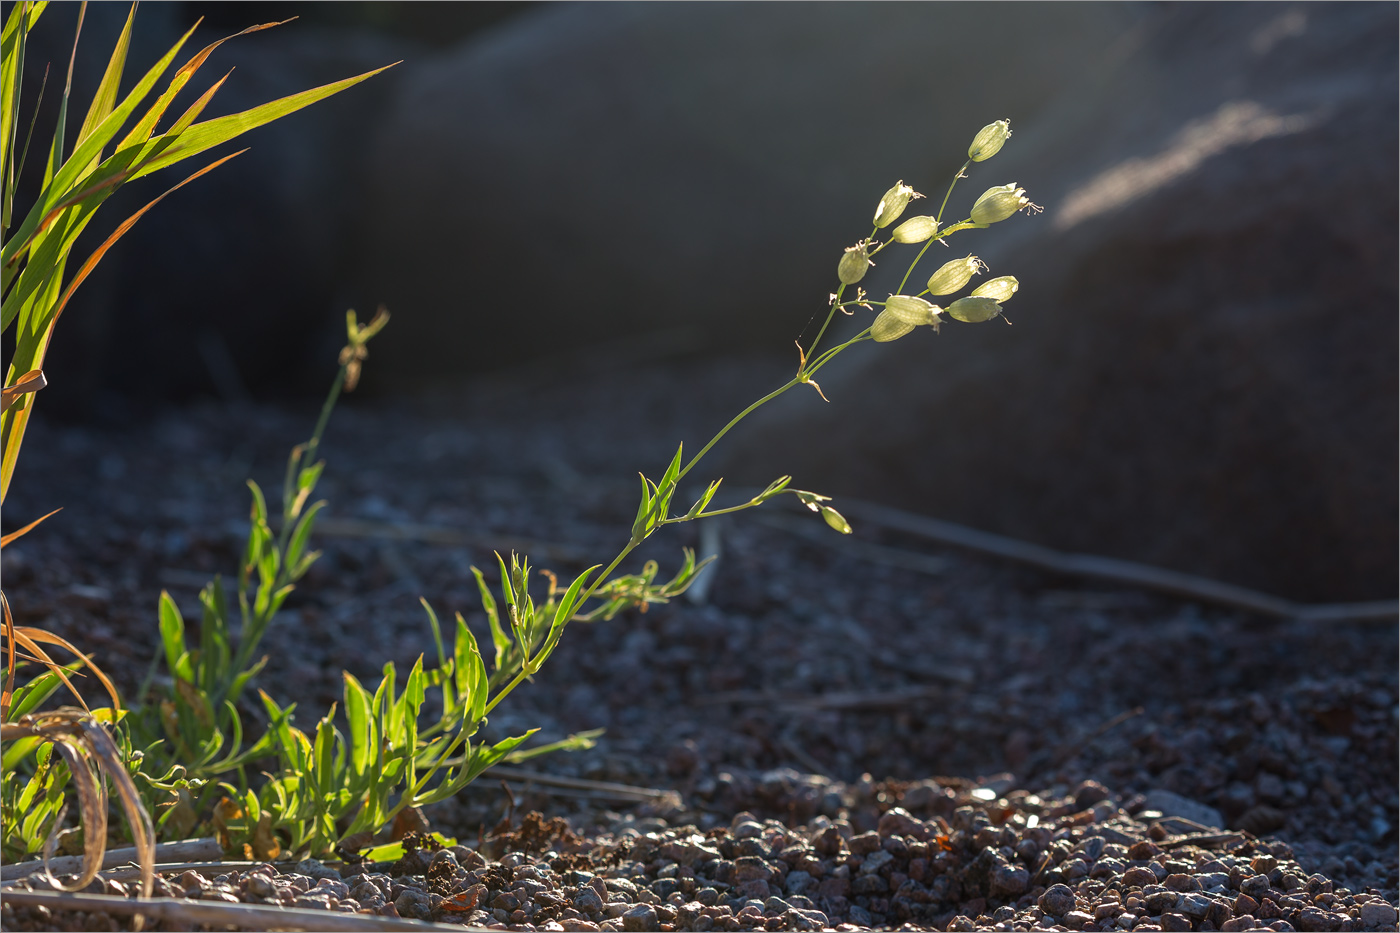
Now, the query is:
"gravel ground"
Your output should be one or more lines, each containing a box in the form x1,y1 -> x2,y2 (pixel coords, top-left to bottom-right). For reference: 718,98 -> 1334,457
2,351 -> 1396,931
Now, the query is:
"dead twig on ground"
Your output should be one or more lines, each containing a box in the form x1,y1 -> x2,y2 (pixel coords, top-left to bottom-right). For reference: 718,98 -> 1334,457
0,889 -> 490,932
1,837 -> 221,882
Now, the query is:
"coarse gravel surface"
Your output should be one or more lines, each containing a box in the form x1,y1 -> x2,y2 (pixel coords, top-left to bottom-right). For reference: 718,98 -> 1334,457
2,350 -> 1396,932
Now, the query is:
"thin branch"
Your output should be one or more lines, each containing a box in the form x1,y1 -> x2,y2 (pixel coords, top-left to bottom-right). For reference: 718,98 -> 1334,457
1,837 -> 222,882
0,889 -> 480,932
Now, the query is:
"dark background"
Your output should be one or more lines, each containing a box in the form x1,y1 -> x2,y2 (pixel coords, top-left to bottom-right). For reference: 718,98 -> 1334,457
6,2 -> 1397,603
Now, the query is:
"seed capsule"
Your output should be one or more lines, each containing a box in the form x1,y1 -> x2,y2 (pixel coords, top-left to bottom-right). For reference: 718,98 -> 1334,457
873,181 -> 921,228
946,295 -> 1003,323
837,243 -> 871,284
970,275 -> 1019,302
926,255 -> 985,295
870,309 -> 916,342
970,183 -> 1031,224
883,295 -> 936,326
891,215 -> 939,244
820,506 -> 852,534
968,120 -> 1011,162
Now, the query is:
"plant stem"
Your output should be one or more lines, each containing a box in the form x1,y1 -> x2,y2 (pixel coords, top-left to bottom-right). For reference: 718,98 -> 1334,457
677,378 -> 799,484
937,160 -> 971,224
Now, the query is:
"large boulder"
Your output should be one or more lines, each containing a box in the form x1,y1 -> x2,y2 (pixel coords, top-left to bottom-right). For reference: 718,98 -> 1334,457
356,3 -> 1140,381
720,3 -> 1398,603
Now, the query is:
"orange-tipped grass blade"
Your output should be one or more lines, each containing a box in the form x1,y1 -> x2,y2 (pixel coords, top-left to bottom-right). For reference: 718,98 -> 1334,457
0,504 -> 60,546
0,149 -> 243,502
5,624 -> 122,712
0,370 -> 45,414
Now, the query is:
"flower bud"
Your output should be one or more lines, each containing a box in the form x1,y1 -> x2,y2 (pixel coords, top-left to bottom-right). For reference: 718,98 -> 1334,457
890,215 -> 939,244
870,309 -> 916,342
970,275 -> 1019,303
837,243 -> 871,285
926,255 -> 985,296
872,181 -> 922,228
967,120 -> 1011,162
946,295 -> 1003,323
820,506 -> 852,535
970,183 -> 1032,224
883,295 -> 936,326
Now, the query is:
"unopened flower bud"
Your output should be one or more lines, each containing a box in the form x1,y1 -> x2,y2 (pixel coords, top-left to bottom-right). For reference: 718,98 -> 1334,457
891,215 -> 939,244
970,183 -> 1032,224
883,295 -> 937,326
872,181 -> 922,228
926,255 -> 985,296
970,275 -> 1019,303
967,120 -> 1011,162
837,243 -> 871,285
820,506 -> 852,535
870,309 -> 916,342
946,295 -> 1003,323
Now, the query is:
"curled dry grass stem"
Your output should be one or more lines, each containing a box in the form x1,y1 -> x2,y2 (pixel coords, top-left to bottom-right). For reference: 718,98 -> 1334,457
0,708 -> 154,923
1,592 -> 120,721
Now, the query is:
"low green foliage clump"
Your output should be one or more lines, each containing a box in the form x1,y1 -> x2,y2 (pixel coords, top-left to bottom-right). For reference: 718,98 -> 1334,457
1,4 -> 1036,868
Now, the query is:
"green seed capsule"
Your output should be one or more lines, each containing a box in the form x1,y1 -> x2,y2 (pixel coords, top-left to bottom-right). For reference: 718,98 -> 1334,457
883,295 -> 936,326
891,215 -> 939,244
873,181 -> 921,228
871,309 -> 916,342
926,255 -> 984,295
968,120 -> 1011,162
946,295 -> 1003,323
838,243 -> 871,284
970,275 -> 1019,303
820,506 -> 852,535
970,183 -> 1031,224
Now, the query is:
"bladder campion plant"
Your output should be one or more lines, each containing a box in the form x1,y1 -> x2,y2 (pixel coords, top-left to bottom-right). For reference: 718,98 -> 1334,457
180,119 -> 1040,861
419,118 -> 1042,836
3,120 -> 1039,865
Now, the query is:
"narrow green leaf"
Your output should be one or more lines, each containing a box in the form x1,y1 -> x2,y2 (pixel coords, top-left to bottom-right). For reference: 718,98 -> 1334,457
470,566 -> 509,673
342,672 -> 374,777
158,590 -> 192,681
127,62 -> 398,182
284,500 -> 325,574
6,666 -> 69,721
685,478 -> 723,520
463,729 -> 538,783
226,654 -> 268,707
74,3 -> 136,162
2,20 -> 200,266
453,613 -> 488,726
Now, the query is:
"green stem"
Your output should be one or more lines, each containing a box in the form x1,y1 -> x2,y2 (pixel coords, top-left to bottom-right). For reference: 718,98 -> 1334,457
233,362 -> 349,682
677,378 -> 799,484
897,238 -> 937,294
804,290 -> 843,369
937,160 -> 972,225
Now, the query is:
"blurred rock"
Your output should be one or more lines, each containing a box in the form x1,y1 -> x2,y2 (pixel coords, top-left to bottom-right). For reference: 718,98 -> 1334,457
358,3 -> 1139,380
722,3 -> 1398,603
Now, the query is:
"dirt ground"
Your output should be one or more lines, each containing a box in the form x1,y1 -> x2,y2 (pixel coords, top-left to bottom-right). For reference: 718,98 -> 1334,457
3,350 -> 1395,929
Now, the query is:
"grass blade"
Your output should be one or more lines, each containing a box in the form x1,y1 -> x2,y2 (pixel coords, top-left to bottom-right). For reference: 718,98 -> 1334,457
73,2 -> 135,164
0,149 -> 243,502
129,61 -> 398,182
0,502 -> 58,545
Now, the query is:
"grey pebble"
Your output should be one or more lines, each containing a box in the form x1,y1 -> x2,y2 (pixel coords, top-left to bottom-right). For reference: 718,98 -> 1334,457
621,902 -> 657,931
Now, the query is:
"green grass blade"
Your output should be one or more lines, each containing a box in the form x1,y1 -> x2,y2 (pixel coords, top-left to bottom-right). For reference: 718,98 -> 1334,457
74,2 -> 134,163
157,590 -> 191,682
2,19 -> 198,267
3,3 -> 48,236
128,61 -> 397,182
115,19 -> 289,153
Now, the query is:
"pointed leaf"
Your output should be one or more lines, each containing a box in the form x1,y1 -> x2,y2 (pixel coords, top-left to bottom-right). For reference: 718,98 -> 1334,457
128,62 -> 398,182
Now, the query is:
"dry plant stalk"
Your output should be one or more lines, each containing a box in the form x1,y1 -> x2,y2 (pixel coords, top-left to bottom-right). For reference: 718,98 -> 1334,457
0,708 -> 154,924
